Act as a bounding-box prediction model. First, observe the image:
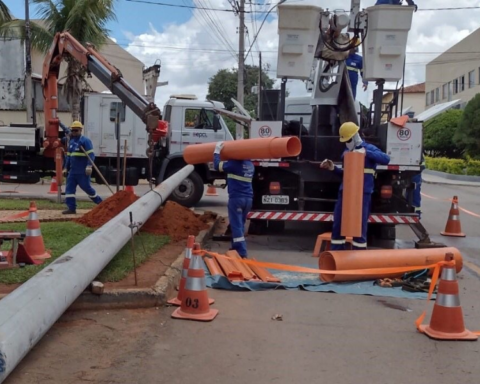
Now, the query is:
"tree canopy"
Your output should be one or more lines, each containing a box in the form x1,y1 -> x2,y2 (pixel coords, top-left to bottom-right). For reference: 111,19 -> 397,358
423,109 -> 463,158
454,94 -> 480,158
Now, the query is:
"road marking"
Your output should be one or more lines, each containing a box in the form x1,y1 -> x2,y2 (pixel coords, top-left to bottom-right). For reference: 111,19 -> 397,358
464,261 -> 480,277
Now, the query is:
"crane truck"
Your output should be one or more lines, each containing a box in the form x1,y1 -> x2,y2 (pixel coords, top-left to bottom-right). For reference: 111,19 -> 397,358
0,32 -> 233,207
222,2 -> 439,248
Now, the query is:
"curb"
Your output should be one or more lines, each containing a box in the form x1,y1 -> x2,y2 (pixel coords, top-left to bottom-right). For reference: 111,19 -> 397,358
422,179 -> 480,187
0,217 -> 220,310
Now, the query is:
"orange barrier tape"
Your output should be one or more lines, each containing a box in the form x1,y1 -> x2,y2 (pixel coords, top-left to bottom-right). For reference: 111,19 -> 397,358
0,211 -> 29,222
421,192 -> 480,219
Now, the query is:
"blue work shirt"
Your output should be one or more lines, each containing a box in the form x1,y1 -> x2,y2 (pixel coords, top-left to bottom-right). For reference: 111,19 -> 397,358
375,0 -> 402,4
346,52 -> 367,92
333,143 -> 391,194
65,135 -> 95,175
213,154 -> 254,199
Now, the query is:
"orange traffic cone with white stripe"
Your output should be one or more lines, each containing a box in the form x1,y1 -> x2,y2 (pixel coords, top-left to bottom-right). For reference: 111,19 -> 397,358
168,235 -> 211,306
125,185 -> 135,194
24,201 -> 51,261
441,196 -> 465,237
419,253 -> 477,341
48,177 -> 58,194
205,185 -> 218,197
171,243 -> 218,321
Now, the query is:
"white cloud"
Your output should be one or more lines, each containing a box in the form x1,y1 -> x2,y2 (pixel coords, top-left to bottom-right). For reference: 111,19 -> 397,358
122,0 -> 480,110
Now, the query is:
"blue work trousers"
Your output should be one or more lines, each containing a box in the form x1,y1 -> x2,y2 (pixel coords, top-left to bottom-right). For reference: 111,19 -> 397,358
412,173 -> 422,218
65,173 -> 102,211
331,192 -> 371,250
228,197 -> 252,258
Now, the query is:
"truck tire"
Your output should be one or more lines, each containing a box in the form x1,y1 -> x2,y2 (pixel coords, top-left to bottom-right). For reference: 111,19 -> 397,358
166,169 -> 204,208
248,219 -> 267,235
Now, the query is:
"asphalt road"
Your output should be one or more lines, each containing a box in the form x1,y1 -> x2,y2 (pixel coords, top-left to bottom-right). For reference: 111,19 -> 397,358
3,182 -> 480,384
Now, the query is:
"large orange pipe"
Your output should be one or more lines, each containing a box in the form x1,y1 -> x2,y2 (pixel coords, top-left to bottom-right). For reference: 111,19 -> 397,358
318,247 -> 463,282
341,151 -> 365,238
183,137 -> 302,165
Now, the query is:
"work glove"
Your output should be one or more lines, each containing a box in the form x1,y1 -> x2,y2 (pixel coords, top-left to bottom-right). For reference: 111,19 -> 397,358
320,159 -> 334,171
62,168 -> 68,176
85,166 -> 92,176
214,141 -> 224,155
362,82 -> 368,91
353,147 -> 366,154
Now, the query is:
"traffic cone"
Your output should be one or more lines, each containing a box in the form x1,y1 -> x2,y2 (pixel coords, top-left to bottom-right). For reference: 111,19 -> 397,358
441,196 -> 465,237
168,235 -> 198,306
171,243 -> 218,321
24,201 -> 51,261
125,185 -> 135,194
419,253 -> 477,341
205,185 -> 218,197
48,177 -> 59,194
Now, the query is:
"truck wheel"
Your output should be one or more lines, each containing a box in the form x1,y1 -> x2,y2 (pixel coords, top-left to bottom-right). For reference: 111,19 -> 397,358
268,220 -> 285,233
166,169 -> 204,208
248,219 -> 267,235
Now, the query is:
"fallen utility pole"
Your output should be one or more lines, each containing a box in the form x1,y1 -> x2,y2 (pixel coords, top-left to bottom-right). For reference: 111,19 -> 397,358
0,165 -> 194,383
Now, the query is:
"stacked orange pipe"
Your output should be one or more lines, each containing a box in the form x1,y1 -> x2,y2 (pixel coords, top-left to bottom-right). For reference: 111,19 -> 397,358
341,151 -> 365,238
183,137 -> 302,164
318,247 -> 463,282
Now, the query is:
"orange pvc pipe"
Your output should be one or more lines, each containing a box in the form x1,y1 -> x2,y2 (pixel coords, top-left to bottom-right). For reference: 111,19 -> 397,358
341,151 -> 365,238
214,254 -> 244,281
249,258 -> 281,283
318,247 -> 463,282
183,137 -> 302,165
204,256 -> 224,277
227,250 -> 255,280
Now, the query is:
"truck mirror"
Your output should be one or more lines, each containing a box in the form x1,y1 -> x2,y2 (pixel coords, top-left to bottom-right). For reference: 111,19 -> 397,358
213,114 -> 221,132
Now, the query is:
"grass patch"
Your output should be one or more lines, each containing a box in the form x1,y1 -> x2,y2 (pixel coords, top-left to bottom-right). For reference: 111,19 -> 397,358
0,199 -> 95,211
0,222 -> 169,284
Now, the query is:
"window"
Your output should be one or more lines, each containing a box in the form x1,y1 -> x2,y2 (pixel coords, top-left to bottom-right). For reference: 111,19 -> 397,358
442,83 -> 448,99
460,75 -> 465,92
435,88 -> 440,102
109,102 -> 126,122
184,108 -> 215,129
430,91 -> 434,105
426,93 -> 430,107
453,79 -> 458,94
469,70 -> 475,88
448,82 -> 452,101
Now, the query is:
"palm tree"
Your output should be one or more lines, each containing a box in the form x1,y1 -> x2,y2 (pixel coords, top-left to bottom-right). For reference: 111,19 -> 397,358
0,0 -> 117,120
0,1 -> 12,24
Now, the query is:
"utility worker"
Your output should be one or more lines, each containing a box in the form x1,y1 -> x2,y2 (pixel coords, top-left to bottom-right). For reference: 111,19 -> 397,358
375,0 -> 417,10
346,47 -> 368,100
320,122 -> 390,250
62,121 -> 102,214
411,152 -> 426,218
213,141 -> 254,258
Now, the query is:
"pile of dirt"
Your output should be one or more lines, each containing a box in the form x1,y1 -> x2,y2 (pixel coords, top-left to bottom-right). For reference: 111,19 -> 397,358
142,201 -> 212,241
76,190 -> 139,228
76,192 -> 217,242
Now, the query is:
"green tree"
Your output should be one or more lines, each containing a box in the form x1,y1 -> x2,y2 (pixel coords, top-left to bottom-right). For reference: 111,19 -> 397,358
423,109 -> 463,158
454,94 -> 480,158
207,64 -> 275,115
0,0 -> 117,120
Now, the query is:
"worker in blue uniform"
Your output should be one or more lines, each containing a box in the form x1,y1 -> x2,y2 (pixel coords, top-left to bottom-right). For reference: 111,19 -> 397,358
375,0 -> 417,10
213,141 -> 254,258
346,48 -> 368,100
62,121 -> 102,214
411,153 -> 426,219
321,122 -> 390,250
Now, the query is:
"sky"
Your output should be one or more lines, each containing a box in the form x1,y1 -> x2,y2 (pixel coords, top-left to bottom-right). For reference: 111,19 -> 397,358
4,0 -> 480,109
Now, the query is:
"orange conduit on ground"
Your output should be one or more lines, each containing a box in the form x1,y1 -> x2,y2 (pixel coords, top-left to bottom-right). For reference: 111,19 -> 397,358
183,137 -> 302,165
341,151 -> 365,238
204,256 -> 224,277
318,247 -> 463,282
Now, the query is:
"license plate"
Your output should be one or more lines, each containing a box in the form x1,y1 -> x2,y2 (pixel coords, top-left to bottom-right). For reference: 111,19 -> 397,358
262,195 -> 289,205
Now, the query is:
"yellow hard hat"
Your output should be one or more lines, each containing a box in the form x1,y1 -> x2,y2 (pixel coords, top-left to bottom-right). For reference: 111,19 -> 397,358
339,122 -> 359,142
70,121 -> 84,129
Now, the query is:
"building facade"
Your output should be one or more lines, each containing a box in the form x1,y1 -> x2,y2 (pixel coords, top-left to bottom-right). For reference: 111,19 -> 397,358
0,31 -> 146,126
425,28 -> 480,110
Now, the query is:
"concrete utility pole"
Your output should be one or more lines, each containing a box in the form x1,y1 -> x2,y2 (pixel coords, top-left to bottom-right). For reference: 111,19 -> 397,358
236,0 -> 245,140
258,52 -> 262,119
24,0 -> 33,123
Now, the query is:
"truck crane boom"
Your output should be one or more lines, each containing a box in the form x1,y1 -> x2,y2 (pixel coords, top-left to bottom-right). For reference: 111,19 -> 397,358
41,31 -> 163,157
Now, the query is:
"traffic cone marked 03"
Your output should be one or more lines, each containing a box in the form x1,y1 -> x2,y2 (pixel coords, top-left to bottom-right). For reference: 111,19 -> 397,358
419,253 -> 477,341
441,196 -> 465,237
24,201 -> 51,260
168,235 -> 215,306
171,243 -> 218,321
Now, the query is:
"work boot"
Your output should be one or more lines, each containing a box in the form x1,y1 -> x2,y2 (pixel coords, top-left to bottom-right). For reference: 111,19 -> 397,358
62,209 -> 76,215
